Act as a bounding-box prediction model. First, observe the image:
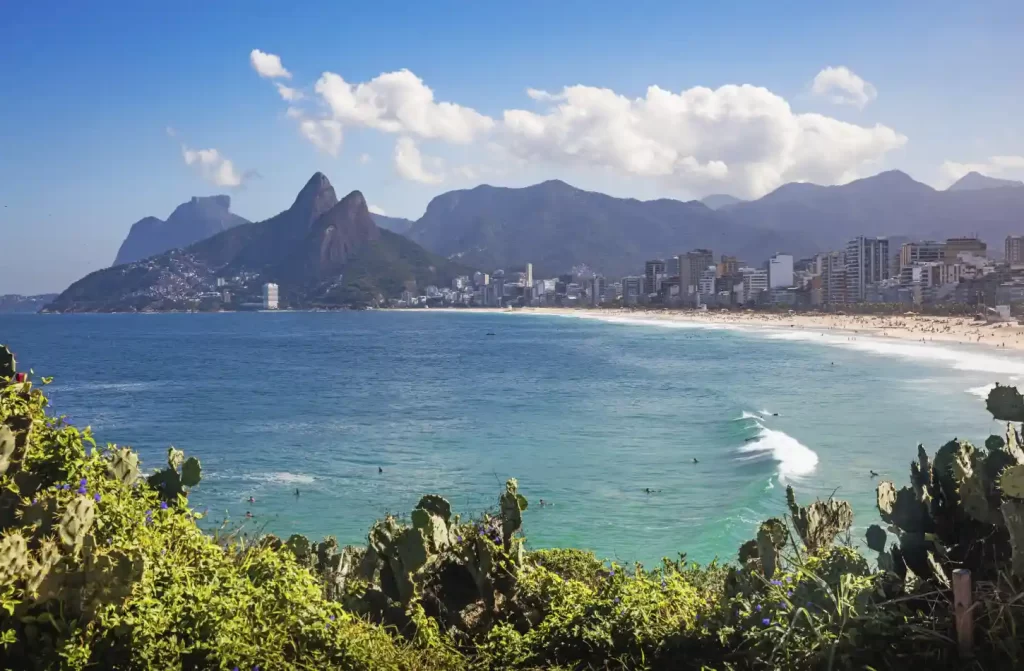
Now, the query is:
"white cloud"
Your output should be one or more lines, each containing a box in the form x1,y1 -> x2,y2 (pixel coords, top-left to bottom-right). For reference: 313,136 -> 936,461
181,146 -> 245,187
811,66 -> 877,109
368,204 -> 387,215
940,155 -> 1024,186
296,117 -> 343,156
501,83 -> 905,197
275,83 -> 303,101
393,137 -> 444,184
359,153 -> 372,164
259,54 -> 907,198
314,69 -> 494,143
165,126 -> 177,138
250,49 -> 291,79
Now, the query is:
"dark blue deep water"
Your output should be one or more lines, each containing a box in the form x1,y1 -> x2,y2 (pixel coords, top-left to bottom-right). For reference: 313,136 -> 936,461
1,310 -> 1017,564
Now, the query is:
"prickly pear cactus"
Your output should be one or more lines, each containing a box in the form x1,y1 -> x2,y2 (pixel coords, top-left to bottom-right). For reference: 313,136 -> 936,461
59,496 -> 96,553
0,425 -> 16,476
0,345 -> 14,380
786,486 -> 853,552
755,518 -> 785,578
865,524 -> 887,553
1000,464 -> 1024,500
0,532 -> 30,581
954,447 -> 1001,525
147,447 -> 201,502
1001,500 -> 1024,577
25,540 -> 61,596
499,478 -> 527,547
416,494 -> 452,523
987,384 -> 1024,422
107,447 -> 141,486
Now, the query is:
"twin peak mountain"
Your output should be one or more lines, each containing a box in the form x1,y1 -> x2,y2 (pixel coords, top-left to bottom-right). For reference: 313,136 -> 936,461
49,174 -> 468,311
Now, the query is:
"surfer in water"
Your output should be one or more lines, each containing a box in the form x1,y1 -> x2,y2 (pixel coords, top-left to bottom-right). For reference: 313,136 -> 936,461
294,488 -> 300,497
692,457 -> 699,463
869,470 -> 879,478
378,466 -> 383,473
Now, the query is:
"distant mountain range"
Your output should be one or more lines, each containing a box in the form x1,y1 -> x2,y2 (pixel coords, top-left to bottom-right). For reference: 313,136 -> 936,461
700,194 -> 745,210
721,170 -> 1024,258
81,168 -> 1024,305
48,174 -> 469,312
405,180 -> 791,278
947,171 -> 1024,192
371,214 -> 415,235
113,195 -> 249,266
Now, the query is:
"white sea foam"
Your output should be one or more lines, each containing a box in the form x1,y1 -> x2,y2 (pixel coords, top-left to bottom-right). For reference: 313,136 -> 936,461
736,411 -> 761,421
967,383 -> 997,399
738,426 -> 819,481
262,472 -> 315,485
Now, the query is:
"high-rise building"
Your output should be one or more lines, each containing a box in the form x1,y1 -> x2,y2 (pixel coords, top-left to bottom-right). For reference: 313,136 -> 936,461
717,255 -> 739,278
945,237 -> 986,263
262,283 -> 279,310
817,251 -> 847,305
739,267 -> 768,303
1006,236 -> 1024,265
589,276 -> 605,306
622,276 -> 645,304
768,254 -> 794,288
644,260 -> 666,294
899,241 -> 945,268
697,267 -> 716,295
676,249 -> 714,294
525,263 -> 533,286
845,237 -> 889,301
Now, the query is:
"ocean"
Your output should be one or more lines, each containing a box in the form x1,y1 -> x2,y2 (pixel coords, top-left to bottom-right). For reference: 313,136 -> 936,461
0,310 -> 1017,566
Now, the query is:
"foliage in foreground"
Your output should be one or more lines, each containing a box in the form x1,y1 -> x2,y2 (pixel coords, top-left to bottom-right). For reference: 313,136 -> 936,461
3,343 -> 1024,669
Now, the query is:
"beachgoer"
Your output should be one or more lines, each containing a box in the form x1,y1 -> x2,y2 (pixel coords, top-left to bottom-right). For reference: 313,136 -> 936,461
295,488 -> 300,497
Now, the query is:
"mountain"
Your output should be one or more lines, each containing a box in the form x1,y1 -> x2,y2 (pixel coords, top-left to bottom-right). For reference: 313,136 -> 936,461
47,174 -> 471,312
113,195 -> 249,266
700,194 -> 744,210
0,294 -> 57,313
371,213 -> 415,235
947,171 -> 1024,192
722,170 -> 1024,256
407,179 -> 795,277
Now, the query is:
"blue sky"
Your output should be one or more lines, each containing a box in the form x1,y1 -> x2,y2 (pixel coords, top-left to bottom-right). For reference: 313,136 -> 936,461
1,0 -> 1022,294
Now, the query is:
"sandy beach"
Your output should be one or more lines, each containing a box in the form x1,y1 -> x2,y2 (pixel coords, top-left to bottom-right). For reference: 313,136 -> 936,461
495,308 -> 1024,353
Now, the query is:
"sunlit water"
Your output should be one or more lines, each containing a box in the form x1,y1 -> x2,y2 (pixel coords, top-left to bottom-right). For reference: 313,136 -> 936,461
1,311 -> 1017,565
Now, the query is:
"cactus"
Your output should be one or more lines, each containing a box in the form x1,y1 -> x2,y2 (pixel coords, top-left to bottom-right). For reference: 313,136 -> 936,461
0,425 -> 16,476
59,496 -> 95,553
285,534 -> 312,564
0,345 -> 14,380
865,524 -> 887,553
786,486 -> 853,553
755,518 -> 785,578
499,478 -> 527,548
147,447 -> 201,502
987,384 -> 1024,422
0,532 -> 30,581
1000,464 -> 1024,500
954,447 -> 1001,525
107,447 -> 141,486
25,540 -> 61,596
1002,500 -> 1024,577
416,494 -> 452,523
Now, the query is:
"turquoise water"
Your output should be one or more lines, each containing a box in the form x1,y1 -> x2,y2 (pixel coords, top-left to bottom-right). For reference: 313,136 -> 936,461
0,311 -> 1018,565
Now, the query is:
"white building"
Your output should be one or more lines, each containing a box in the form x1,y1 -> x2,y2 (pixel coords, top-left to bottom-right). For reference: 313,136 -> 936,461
740,267 -> 768,303
262,283 -> 279,310
768,254 -> 794,288
698,266 -> 716,295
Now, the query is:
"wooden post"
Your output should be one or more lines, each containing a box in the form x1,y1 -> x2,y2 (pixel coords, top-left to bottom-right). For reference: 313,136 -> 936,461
953,568 -> 974,658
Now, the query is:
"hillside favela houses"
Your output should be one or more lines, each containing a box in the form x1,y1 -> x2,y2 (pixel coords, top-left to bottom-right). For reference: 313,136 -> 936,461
391,234 -> 1024,316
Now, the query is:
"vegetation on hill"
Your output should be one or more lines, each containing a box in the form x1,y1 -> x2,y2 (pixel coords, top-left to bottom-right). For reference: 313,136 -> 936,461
3,343 -> 1024,669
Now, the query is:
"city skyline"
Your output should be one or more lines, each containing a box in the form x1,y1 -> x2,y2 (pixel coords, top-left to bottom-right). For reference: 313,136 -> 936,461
3,1 -> 1024,294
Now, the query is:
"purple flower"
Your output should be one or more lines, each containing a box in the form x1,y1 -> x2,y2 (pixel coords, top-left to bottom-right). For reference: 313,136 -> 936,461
613,597 -> 620,604
329,615 -> 335,621
79,478 -> 87,487
762,618 -> 770,626
779,602 -> 786,609
784,576 -> 792,583
787,590 -> 793,597
77,486 -> 87,495
233,667 -> 239,671
62,484 -> 70,491
31,498 -> 37,504
770,579 -> 782,586
608,569 -> 615,578
755,604 -> 761,612
94,493 -> 101,502
160,501 -> 168,510
456,535 -> 463,543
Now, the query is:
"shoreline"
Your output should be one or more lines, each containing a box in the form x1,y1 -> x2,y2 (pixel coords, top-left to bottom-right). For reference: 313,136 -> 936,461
411,306 -> 1024,355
